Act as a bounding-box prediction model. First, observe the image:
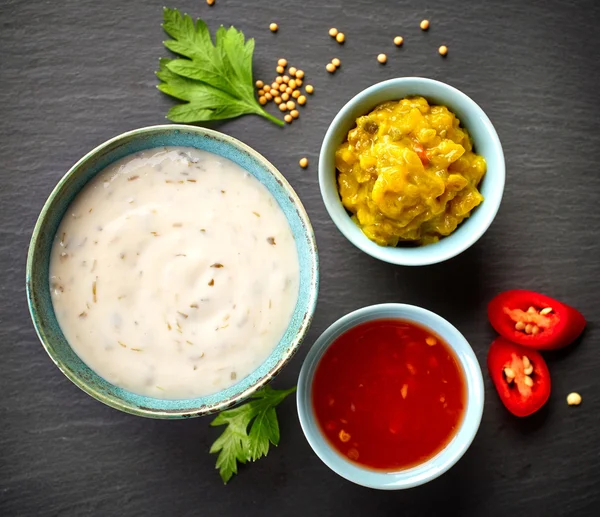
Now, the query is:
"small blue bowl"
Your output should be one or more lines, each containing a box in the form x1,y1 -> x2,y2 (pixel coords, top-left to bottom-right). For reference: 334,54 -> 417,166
26,125 -> 319,419
297,303 -> 484,490
319,77 -> 505,266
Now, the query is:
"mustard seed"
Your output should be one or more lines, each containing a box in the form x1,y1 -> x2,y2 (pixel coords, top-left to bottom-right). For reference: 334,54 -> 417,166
255,80 -> 264,88
270,23 -> 278,32
336,32 -> 345,43
326,63 -> 336,73
329,28 -> 338,37
377,53 -> 387,64
276,66 -> 284,74
438,45 -> 448,56
420,19 -> 429,30
394,36 -> 404,46
277,58 -> 287,67
298,95 -> 306,105
289,67 -> 297,76
299,157 -> 308,168
290,109 -> 299,119
295,70 -> 305,79
258,96 -> 267,105
305,84 -> 314,94
332,58 -> 341,67
284,114 -> 293,123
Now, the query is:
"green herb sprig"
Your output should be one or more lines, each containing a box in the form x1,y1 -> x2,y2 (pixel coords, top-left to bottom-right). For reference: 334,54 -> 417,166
210,385 -> 296,483
157,7 -> 283,126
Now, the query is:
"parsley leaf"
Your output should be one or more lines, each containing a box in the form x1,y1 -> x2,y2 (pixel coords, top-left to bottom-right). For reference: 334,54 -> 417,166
157,8 -> 283,126
209,385 -> 296,484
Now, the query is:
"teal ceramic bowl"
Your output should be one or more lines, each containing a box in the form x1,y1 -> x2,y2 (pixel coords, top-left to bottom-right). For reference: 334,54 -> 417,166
297,303 -> 484,490
319,77 -> 505,266
27,125 -> 319,419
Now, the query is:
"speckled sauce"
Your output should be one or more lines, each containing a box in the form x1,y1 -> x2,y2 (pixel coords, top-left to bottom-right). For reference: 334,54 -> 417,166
49,147 -> 300,399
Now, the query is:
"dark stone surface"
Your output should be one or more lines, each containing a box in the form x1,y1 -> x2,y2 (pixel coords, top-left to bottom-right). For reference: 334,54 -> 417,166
1,0 -> 599,515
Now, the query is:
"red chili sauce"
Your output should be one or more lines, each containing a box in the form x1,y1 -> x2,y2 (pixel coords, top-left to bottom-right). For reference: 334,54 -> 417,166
312,319 -> 466,471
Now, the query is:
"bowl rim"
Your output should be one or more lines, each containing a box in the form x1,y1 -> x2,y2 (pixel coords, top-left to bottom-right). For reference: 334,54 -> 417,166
318,77 -> 506,266
26,124 -> 319,418
296,303 -> 485,489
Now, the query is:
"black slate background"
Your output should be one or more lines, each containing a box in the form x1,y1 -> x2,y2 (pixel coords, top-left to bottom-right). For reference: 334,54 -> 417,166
1,0 -> 600,515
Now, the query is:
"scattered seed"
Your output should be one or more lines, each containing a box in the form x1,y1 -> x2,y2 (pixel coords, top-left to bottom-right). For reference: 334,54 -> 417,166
289,67 -> 297,77
299,157 -> 308,168
127,175 -> 140,181
515,321 -> 526,331
270,22 -> 278,32
298,95 -> 307,105
394,36 -> 404,46
130,348 -> 143,352
277,58 -> 287,67
336,32 -> 345,43
284,114 -> 293,124
279,103 -> 287,112
79,311 -> 88,319
259,96 -> 267,105
267,236 -> 276,245
276,65 -> 284,74
332,57 -> 341,67
339,429 -> 351,442
540,307 -> 553,316
295,70 -> 305,79
255,80 -> 264,88
420,19 -> 430,30
208,279 -> 215,286
211,263 -> 224,268
177,311 -> 189,319
290,109 -> 299,119
326,63 -> 336,73
292,90 -> 301,99
567,392 -> 582,406
118,341 -> 127,348
190,303 -> 199,308
206,0 -> 215,5
377,53 -> 387,64
524,375 -> 534,387
329,28 -> 339,37
92,280 -> 97,302
438,45 -> 448,56
305,84 -> 314,94
286,100 -> 295,110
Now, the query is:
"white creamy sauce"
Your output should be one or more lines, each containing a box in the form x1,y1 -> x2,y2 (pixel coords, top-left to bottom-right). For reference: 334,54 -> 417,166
49,147 -> 300,399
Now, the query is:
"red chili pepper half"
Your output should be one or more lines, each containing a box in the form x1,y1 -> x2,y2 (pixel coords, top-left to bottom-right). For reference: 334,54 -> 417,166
487,337 -> 551,417
488,290 -> 586,350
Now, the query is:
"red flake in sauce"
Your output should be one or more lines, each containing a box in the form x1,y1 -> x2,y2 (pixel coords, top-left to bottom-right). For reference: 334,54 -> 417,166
312,319 -> 466,471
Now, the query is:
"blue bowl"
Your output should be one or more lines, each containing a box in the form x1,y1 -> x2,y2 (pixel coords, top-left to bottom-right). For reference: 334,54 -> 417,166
26,125 -> 319,419
297,303 -> 484,489
319,77 -> 505,265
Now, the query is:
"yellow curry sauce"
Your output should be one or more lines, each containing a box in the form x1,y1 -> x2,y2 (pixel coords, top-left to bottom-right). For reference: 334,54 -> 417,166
335,97 -> 486,246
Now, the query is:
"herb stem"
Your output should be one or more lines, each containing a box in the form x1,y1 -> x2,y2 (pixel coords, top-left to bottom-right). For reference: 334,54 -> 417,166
257,108 -> 284,126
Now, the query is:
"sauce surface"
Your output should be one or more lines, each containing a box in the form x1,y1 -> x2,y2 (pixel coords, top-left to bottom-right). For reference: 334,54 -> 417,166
312,319 -> 466,470
49,147 -> 299,399
336,96 -> 487,246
